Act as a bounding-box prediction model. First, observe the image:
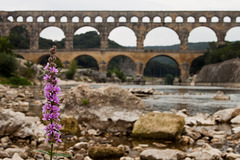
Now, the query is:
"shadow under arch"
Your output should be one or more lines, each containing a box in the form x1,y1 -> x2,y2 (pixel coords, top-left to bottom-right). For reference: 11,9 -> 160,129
73,55 -> 99,70
107,55 -> 136,76
189,55 -> 205,75
144,55 -> 180,78
37,54 -> 62,67
9,25 -> 30,49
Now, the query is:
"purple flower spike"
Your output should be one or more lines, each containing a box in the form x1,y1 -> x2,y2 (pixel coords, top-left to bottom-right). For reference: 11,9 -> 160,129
42,46 -> 62,145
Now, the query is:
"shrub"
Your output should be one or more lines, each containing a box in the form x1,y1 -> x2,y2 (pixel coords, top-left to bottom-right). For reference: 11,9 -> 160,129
22,61 -> 36,79
66,60 -> 77,79
0,75 -> 31,85
82,99 -> 88,105
0,52 -> 18,77
165,74 -> 174,85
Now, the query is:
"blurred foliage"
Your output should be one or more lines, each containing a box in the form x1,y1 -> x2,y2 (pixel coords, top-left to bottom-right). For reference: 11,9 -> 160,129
66,60 -> 77,79
9,26 -> 30,49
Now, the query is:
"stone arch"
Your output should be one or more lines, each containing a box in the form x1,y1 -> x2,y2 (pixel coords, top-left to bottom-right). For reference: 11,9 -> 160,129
211,16 -> 219,23
72,16 -> 79,23
142,16 -> 150,23
48,16 -> 56,22
223,16 -> 231,23
26,16 -> 33,22
236,16 -> 240,23
164,16 -> 172,23
17,16 -> 23,22
73,55 -> 99,70
225,26 -> 240,41
188,26 -> 218,49
187,16 -> 195,23
37,16 -> 44,22
9,25 -> 30,49
153,16 -> 161,23
144,26 -> 180,47
74,26 -> 100,49
60,16 -> 68,22
39,26 -> 65,49
95,16 -> 103,23
37,54 -> 61,65
199,16 -> 207,23
107,55 -> 136,76
118,16 -> 127,22
83,16 -> 91,23
176,16 -> 183,23
7,16 -> 14,22
108,26 -> 137,47
107,16 -> 114,22
143,55 -> 180,78
130,16 -> 138,23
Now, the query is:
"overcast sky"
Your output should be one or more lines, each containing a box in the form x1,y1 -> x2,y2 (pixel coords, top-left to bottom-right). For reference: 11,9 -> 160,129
2,0 -> 240,46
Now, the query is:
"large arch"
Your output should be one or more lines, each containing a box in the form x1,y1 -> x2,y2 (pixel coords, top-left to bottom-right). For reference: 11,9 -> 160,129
74,26 -> 100,49
73,55 -> 99,70
108,26 -> 136,48
144,27 -> 180,49
39,26 -> 65,49
188,26 -> 217,50
9,25 -> 30,49
37,54 -> 62,67
107,55 -> 136,76
225,27 -> 240,42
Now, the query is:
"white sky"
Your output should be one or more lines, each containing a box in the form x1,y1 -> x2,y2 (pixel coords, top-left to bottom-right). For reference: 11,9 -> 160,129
2,0 -> 240,46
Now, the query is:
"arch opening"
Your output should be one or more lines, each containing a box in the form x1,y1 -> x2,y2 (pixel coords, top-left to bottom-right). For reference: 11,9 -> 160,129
39,26 -> 65,49
224,16 -> 231,23
144,56 -> 180,84
83,16 -> 91,23
26,16 -> 33,22
211,16 -> 219,23
74,26 -> 100,49
74,55 -> 99,70
107,16 -> 114,22
164,16 -> 172,23
95,16 -> 103,23
7,16 -> 14,22
187,16 -> 195,23
153,16 -> 161,23
142,16 -> 150,23
72,16 -> 79,23
119,16 -> 127,22
108,55 -> 136,77
130,16 -> 138,23
9,26 -> 30,49
189,55 -> 205,75
188,26 -> 217,50
176,16 -> 183,23
38,55 -> 62,68
17,16 -> 23,22
60,16 -> 67,22
225,27 -> 240,42
108,26 -> 136,48
144,27 -> 180,49
49,16 -> 56,22
199,16 -> 207,23
37,16 -> 44,22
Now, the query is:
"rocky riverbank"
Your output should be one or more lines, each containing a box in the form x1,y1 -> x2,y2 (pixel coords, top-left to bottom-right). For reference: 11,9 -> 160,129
0,84 -> 240,160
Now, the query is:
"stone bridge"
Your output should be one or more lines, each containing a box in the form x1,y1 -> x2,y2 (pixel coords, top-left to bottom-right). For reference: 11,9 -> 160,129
1,10 -> 240,80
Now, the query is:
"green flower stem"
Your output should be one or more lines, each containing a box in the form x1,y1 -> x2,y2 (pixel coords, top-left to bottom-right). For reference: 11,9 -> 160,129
50,143 -> 53,160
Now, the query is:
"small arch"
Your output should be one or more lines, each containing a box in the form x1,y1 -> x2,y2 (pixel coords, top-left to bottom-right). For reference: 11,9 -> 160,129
107,16 -> 114,22
130,16 -> 138,23
95,16 -> 103,23
142,16 -> 150,23
236,17 -> 240,23
225,27 -> 240,41
83,16 -> 91,23
49,16 -> 56,22
144,55 -> 180,79
108,55 -> 136,76
74,55 -> 99,70
60,16 -> 67,22
26,16 -> 33,22
175,16 -> 183,23
7,16 -> 14,22
223,16 -> 231,23
72,16 -> 79,23
211,16 -> 219,23
164,16 -> 172,23
199,16 -> 207,23
17,16 -> 23,22
119,16 -> 127,22
153,16 -> 161,23
187,16 -> 195,23
37,16 -> 44,22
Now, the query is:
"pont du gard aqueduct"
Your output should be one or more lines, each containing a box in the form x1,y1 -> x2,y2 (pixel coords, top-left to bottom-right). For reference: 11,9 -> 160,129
1,10 -> 240,80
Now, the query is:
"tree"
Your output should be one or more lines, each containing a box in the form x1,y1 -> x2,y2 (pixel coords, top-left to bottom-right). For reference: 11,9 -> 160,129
9,26 -> 30,49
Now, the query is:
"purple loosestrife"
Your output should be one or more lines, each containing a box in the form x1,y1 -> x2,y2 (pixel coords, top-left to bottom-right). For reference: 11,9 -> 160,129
42,46 -> 62,145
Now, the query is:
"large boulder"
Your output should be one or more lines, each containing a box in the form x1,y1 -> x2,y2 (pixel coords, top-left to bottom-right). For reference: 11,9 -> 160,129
132,112 -> 185,140
0,109 -> 44,138
62,84 -> 145,133
140,149 -> 186,160
212,108 -> 235,123
88,146 -> 124,159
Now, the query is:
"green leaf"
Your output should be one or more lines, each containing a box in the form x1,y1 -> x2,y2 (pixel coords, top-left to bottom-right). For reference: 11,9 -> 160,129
33,149 -> 50,155
53,153 -> 72,157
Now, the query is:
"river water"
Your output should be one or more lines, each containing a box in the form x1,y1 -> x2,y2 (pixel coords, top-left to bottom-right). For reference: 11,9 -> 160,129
117,85 -> 240,116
